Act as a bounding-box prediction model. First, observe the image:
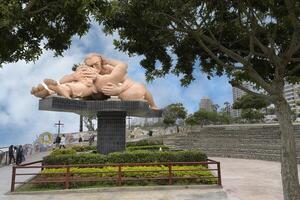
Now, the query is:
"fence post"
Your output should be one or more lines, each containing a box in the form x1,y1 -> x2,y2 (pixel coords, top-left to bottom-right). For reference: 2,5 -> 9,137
217,162 -> 222,186
65,166 -> 70,189
117,165 -> 122,186
168,163 -> 173,185
11,166 -> 16,192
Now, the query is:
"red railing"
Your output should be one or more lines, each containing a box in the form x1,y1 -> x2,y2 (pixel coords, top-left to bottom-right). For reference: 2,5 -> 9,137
11,159 -> 221,192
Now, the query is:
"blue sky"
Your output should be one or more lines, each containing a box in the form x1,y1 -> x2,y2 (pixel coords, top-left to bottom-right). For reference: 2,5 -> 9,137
0,23 -> 232,147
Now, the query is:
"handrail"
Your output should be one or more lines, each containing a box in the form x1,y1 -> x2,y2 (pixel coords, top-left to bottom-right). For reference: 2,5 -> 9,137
18,160 -> 43,166
16,161 -> 218,168
11,160 -> 221,192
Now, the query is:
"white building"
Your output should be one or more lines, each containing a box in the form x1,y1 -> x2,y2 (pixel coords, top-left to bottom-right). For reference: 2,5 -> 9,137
284,83 -> 300,115
231,82 -> 300,118
231,82 -> 254,118
200,97 -> 213,112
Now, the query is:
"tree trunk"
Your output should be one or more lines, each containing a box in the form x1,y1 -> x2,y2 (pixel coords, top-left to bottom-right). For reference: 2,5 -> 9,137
275,98 -> 300,200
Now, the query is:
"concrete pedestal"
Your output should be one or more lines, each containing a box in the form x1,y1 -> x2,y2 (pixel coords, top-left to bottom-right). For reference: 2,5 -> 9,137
97,111 -> 126,154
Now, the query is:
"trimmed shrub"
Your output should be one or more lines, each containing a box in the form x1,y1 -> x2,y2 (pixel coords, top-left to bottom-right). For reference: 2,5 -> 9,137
126,145 -> 169,151
50,148 -> 77,156
126,140 -> 163,147
43,150 -> 207,165
71,145 -> 96,152
44,153 -> 108,165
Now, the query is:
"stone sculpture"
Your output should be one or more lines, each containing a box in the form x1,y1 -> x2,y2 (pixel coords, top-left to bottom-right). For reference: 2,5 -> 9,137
31,53 -> 158,109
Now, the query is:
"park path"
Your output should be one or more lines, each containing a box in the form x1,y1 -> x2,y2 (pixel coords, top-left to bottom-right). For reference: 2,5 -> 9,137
0,151 -> 49,199
210,157 -> 300,200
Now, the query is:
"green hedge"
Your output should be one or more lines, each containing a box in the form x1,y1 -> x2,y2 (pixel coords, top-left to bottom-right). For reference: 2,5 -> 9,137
126,140 -> 163,147
71,145 -> 96,152
126,145 -> 169,151
43,150 -> 207,165
50,148 -> 77,156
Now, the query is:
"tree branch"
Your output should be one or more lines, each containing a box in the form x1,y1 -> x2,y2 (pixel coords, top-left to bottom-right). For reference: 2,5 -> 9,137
23,0 -> 37,12
28,5 -> 49,15
158,9 -> 274,94
198,33 -> 273,94
282,32 -> 300,66
193,35 -> 240,71
200,34 -> 251,66
291,58 -> 300,62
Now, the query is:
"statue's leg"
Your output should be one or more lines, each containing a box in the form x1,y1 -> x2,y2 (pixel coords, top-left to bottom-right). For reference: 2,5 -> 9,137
44,79 -> 72,98
30,84 -> 51,98
144,90 -> 159,110
119,83 -> 158,109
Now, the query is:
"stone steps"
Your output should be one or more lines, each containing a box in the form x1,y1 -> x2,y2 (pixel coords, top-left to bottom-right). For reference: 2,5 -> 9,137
164,138 -> 286,145
166,142 -> 300,150
161,125 -> 300,163
205,152 -> 292,162
188,132 -> 300,139
167,145 -> 300,163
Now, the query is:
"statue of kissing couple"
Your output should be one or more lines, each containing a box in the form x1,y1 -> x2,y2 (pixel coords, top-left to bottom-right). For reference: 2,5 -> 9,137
31,53 -> 158,109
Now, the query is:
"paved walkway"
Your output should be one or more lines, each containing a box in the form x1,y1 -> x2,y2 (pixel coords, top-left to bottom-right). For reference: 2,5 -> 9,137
210,157 -> 300,200
1,156 -> 300,200
0,151 -> 49,199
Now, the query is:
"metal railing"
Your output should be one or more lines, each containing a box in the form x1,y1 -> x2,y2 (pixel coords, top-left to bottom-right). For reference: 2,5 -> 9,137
11,159 -> 221,192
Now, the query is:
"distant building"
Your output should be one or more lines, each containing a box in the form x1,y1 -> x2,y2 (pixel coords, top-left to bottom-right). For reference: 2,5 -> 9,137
231,88 -> 245,118
231,82 -> 254,118
284,83 -> 300,115
231,82 -> 300,118
200,97 -> 213,112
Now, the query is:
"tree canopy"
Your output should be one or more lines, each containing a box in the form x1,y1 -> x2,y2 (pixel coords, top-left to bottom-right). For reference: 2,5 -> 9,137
0,0 -> 105,66
97,0 -> 300,93
162,103 -> 187,125
233,94 -> 271,109
241,108 -> 265,123
185,110 -> 231,126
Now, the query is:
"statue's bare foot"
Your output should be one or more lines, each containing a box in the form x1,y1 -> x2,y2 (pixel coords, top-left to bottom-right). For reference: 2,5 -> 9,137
31,84 -> 50,98
44,79 -> 71,98
150,106 -> 160,110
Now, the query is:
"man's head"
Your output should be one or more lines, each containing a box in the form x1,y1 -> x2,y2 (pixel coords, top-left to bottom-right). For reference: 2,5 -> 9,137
84,53 -> 103,71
